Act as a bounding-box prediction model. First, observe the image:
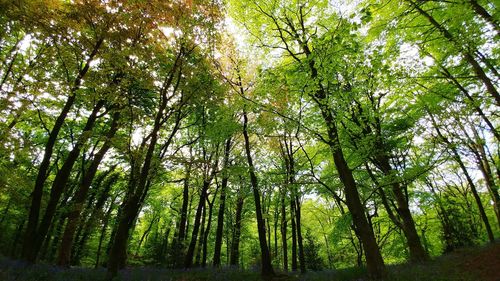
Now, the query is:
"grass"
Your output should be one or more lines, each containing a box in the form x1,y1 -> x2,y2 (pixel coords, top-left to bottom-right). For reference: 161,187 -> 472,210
1,243 -> 498,281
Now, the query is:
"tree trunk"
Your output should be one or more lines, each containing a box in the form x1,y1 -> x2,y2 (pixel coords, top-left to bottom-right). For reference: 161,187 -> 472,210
22,37 -> 104,262
185,180 -> 210,268
57,111 -> 121,266
202,195 -> 215,267
95,196 -> 116,268
33,100 -> 105,260
299,34 -> 386,278
195,197 -> 206,267
214,138 -> 232,267
468,126 -> 500,228
179,162 -> 192,242
376,156 -> 429,262
135,215 -> 158,256
73,172 -> 118,265
291,200 -> 297,272
230,192 -> 244,266
242,109 -> 275,277
294,196 -> 306,273
410,0 -> 500,105
107,51 -> 183,279
429,112 -> 495,242
281,193 -> 288,271
469,0 -> 500,35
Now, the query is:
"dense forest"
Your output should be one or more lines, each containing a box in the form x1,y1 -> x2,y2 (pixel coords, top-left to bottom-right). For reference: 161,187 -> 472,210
0,0 -> 498,280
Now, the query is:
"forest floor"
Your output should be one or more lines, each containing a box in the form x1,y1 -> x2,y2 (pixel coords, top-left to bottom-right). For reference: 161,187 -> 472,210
0,243 -> 498,281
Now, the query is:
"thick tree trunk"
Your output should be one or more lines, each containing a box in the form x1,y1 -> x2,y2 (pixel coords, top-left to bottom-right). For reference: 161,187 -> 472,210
242,110 -> 275,277
314,98 -> 386,279
297,33 -> 386,277
22,37 -> 104,262
57,111 -> 121,266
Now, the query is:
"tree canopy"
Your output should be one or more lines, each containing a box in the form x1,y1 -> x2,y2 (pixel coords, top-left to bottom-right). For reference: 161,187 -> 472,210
0,0 -> 498,280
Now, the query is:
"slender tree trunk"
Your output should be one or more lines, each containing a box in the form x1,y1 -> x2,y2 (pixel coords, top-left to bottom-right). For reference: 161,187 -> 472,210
195,198 -> 206,267
171,161 -> 191,268
280,193 -> 288,271
11,220 -> 24,258
135,215 -> 158,256
410,0 -> 500,105
95,197 -> 115,268
273,214 -> 278,265
429,112 -> 495,242
22,37 -> 104,262
33,100 -> 105,259
290,200 -> 297,272
107,51 -> 183,279
185,180 -> 210,268
468,127 -> 500,228
434,61 -> 500,142
298,34 -> 386,277
469,0 -> 500,35
242,109 -> 275,277
57,111 -> 121,266
179,162 -> 192,242
294,196 -> 306,273
202,196 -> 215,267
230,192 -> 244,266
376,157 -> 429,262
214,138 -> 232,267
73,172 -> 118,265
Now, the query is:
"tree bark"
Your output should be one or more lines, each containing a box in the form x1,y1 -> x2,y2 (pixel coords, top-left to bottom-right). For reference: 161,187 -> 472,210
374,156 -> 429,262
410,0 -> 500,106
73,171 -> 118,265
107,52 -> 183,279
95,195 -> 116,268
22,37 -> 104,262
468,126 -> 500,228
185,178 -> 211,268
242,109 -> 275,277
294,196 -> 306,273
213,137 -> 232,267
429,112 -> 495,242
469,0 -> 500,35
229,191 -> 244,266
280,192 -> 288,271
34,100 -> 105,257
57,110 -> 121,266
202,194 -> 215,267
290,200 -> 297,272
